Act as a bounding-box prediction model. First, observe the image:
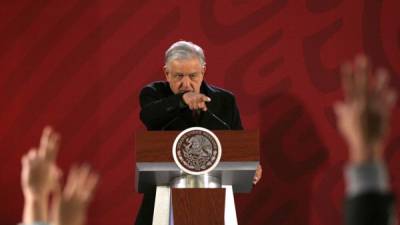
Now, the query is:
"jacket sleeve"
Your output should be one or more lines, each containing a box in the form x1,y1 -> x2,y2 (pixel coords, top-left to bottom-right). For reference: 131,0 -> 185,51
344,192 -> 395,225
139,86 -> 186,130
344,162 -> 395,225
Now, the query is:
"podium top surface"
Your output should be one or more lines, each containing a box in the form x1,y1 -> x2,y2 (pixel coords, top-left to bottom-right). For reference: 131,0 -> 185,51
135,130 -> 259,163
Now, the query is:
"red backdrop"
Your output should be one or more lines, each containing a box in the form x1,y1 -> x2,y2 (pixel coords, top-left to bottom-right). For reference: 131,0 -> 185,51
0,0 -> 399,225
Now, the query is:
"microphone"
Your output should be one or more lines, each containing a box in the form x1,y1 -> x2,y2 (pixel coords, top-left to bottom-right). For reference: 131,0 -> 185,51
205,110 -> 231,129
161,117 -> 180,130
162,109 -> 231,130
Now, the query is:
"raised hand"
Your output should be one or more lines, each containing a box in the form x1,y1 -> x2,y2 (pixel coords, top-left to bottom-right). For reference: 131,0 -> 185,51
334,55 -> 397,164
51,165 -> 99,225
21,126 -> 61,224
21,126 -> 61,199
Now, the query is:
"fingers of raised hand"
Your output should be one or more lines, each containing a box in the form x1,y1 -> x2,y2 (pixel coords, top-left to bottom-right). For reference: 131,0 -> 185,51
64,165 -> 99,203
39,126 -> 61,162
64,165 -> 79,198
22,148 -> 45,171
341,55 -> 371,103
374,69 -> 397,110
338,55 -> 397,154
353,55 -> 369,97
25,148 -> 38,163
341,62 -> 355,101
21,148 -> 37,177
80,172 -> 99,202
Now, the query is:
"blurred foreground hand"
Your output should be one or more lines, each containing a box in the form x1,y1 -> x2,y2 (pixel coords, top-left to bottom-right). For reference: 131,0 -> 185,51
21,126 -> 99,225
334,55 -> 397,164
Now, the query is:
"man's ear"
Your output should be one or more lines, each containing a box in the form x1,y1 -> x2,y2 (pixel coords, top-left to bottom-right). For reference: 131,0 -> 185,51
164,66 -> 169,81
202,66 -> 206,76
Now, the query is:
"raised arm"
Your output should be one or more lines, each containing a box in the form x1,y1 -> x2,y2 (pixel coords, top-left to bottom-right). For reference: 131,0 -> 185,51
334,55 -> 397,225
21,127 -> 61,224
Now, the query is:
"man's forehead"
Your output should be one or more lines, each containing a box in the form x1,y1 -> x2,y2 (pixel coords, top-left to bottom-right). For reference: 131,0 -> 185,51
169,57 -> 202,69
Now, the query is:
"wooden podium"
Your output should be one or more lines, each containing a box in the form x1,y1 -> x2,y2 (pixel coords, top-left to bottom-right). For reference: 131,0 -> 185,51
135,130 -> 259,225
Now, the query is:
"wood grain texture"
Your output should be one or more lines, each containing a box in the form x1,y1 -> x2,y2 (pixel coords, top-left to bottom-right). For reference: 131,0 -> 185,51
135,130 -> 259,162
171,188 -> 225,225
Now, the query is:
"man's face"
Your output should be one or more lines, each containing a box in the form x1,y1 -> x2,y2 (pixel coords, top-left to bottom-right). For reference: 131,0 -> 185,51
165,57 -> 205,94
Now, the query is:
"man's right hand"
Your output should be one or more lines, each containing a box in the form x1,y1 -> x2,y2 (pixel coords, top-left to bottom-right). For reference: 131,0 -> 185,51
182,92 -> 211,111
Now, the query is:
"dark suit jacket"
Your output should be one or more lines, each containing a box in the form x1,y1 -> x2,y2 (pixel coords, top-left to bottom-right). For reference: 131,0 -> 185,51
136,81 -> 243,225
345,192 -> 395,225
139,81 -> 243,130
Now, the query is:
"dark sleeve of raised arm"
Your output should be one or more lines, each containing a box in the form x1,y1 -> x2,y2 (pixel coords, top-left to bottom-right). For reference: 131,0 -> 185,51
139,86 -> 186,130
344,192 -> 394,225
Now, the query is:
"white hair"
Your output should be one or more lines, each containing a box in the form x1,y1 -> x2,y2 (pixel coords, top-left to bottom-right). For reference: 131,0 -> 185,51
164,41 -> 206,69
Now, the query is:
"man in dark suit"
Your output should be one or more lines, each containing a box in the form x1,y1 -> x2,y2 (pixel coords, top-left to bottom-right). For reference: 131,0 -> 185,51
136,41 -> 261,224
334,55 -> 397,225
139,42 -> 242,131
